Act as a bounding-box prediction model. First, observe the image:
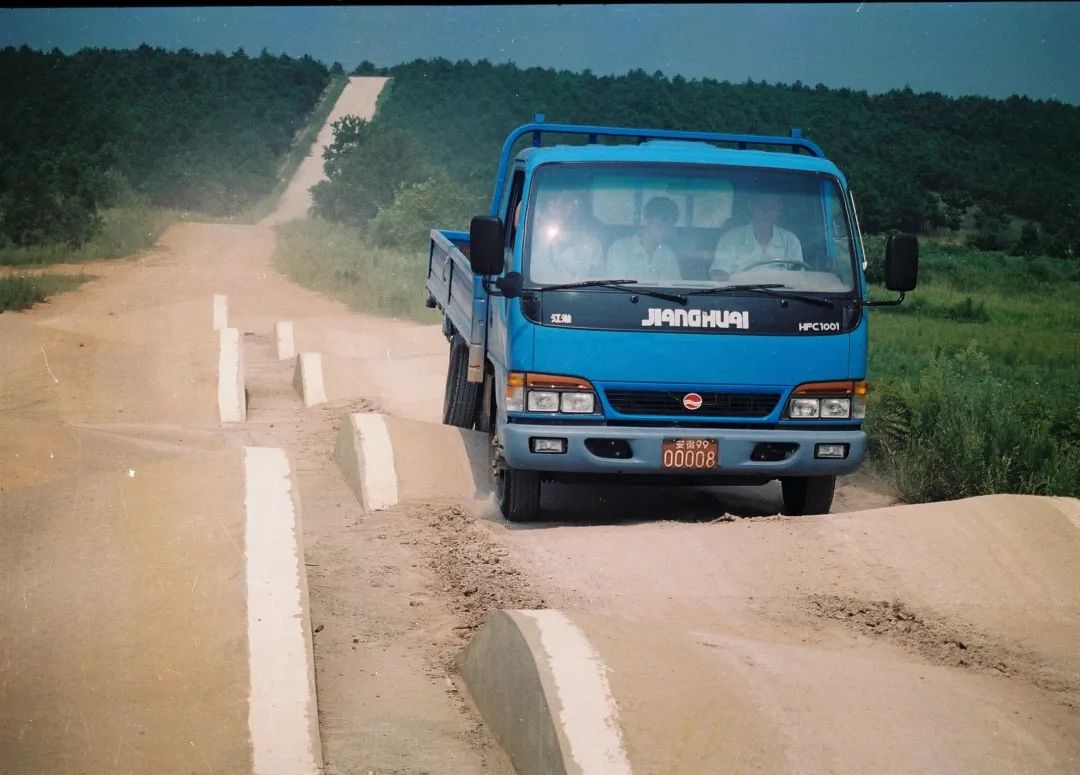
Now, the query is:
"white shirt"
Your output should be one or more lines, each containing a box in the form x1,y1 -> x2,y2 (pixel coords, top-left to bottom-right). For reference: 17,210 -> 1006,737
606,233 -> 681,282
711,223 -> 803,276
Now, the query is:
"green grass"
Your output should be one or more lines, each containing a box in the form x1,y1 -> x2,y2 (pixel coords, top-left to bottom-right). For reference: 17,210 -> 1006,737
864,242 -> 1080,501
0,205 -> 196,266
272,217 -> 439,323
867,244 -> 1080,399
241,74 -> 349,223
0,273 -> 94,312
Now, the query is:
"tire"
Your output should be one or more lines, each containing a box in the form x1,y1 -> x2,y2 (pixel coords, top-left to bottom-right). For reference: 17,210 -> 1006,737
494,462 -> 541,523
780,475 -> 836,516
442,335 -> 482,428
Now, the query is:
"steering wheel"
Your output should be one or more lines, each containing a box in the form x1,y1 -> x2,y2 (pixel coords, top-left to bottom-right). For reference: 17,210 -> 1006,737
740,259 -> 812,272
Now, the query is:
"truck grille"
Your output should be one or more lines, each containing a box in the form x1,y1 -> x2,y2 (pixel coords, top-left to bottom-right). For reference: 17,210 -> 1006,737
604,390 -> 780,418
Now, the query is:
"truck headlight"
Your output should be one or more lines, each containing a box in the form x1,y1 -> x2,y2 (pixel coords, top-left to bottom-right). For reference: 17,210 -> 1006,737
560,392 -> 595,413
788,398 -> 820,418
527,391 -> 561,412
505,373 -> 600,415
820,398 -> 851,418
786,380 -> 867,421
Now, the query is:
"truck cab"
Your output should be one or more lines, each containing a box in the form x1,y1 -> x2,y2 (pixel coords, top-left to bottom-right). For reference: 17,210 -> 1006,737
426,118 -> 917,521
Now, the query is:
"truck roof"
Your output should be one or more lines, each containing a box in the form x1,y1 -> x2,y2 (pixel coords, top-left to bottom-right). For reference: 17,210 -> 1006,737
487,118 -> 842,214
514,141 -> 848,183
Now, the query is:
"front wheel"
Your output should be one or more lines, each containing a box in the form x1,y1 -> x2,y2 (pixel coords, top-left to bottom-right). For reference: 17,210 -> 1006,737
780,475 -> 836,516
494,456 -> 541,523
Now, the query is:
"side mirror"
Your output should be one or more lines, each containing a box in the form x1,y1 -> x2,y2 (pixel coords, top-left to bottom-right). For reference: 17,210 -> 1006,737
495,271 -> 523,299
469,215 -> 505,276
884,234 -> 919,292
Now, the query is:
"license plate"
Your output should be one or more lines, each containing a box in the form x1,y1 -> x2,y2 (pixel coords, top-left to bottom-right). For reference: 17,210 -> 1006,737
661,438 -> 719,469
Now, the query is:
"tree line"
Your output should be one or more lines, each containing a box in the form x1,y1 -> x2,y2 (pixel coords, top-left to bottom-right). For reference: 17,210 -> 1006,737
316,57 -> 1079,259
0,45 -> 333,248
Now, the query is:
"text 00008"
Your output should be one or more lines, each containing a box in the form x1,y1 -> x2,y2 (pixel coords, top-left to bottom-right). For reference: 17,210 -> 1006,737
661,439 -> 719,469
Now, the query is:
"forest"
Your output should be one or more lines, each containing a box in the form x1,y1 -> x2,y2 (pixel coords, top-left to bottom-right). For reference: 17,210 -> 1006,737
0,45 -> 333,249
315,58 -> 1080,258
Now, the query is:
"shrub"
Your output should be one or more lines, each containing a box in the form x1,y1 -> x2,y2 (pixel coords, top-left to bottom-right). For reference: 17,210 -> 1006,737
272,217 -> 437,322
862,234 -> 886,283
0,273 -> 93,311
366,171 -> 485,253
865,342 -> 1080,501
311,116 -> 432,229
889,294 -> 990,323
967,227 -> 1006,252
0,206 -> 184,266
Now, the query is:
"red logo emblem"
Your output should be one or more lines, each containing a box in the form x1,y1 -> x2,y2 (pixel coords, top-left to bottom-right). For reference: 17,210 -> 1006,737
682,392 -> 703,411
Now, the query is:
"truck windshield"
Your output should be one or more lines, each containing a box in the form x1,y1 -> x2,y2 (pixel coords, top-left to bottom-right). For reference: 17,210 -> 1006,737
524,163 -> 858,293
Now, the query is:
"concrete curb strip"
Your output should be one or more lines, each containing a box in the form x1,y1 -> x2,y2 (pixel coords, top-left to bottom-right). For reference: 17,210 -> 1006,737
333,413 -> 491,511
213,294 -> 228,331
292,352 -> 327,408
275,321 -> 296,361
333,411 -> 399,512
218,327 -> 246,423
243,447 -> 322,775
459,610 -> 632,775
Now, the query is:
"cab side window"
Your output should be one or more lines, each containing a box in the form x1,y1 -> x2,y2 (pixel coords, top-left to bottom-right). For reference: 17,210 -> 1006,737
504,169 -> 526,251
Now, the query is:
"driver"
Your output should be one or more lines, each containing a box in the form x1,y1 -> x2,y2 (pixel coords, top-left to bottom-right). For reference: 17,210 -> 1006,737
709,190 -> 803,279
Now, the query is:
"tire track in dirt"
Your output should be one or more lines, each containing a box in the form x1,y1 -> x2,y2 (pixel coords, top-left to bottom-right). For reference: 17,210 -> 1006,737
808,594 -> 1080,708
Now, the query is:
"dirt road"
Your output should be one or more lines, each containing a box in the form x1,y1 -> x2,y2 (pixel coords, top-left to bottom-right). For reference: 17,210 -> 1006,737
3,75 -> 1078,774
260,76 -> 389,227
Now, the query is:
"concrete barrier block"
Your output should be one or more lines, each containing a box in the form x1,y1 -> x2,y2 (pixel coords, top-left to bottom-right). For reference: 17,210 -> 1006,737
459,610 -> 632,775
218,327 -> 246,423
275,321 -> 296,361
333,411 -> 398,512
292,352 -> 327,408
332,412 -> 489,512
458,611 -> 568,775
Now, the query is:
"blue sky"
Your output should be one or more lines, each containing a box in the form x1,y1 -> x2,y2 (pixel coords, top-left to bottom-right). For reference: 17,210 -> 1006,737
3,4 -> 1078,104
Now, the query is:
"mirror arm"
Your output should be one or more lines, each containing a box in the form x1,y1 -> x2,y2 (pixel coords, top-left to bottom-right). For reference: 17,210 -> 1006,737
864,291 -> 906,308
481,277 -> 504,297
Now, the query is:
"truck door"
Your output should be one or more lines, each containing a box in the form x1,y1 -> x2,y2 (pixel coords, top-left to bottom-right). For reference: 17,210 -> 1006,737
488,167 -> 525,372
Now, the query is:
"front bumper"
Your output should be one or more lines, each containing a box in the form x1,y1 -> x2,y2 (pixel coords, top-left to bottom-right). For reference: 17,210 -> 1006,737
499,422 -> 865,478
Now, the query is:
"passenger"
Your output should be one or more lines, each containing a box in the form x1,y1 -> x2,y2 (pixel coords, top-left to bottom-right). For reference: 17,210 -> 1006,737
710,191 -> 803,279
606,196 -> 682,283
529,188 -> 604,284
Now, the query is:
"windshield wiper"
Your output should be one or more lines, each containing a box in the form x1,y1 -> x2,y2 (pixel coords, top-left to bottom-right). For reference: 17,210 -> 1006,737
688,283 -> 834,308
530,279 -> 688,305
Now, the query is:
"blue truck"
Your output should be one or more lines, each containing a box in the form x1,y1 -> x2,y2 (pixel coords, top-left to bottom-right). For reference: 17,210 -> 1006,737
426,117 -> 917,522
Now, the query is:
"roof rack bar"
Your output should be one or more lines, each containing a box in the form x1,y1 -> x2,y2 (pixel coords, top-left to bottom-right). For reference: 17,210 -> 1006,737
532,113 -> 545,147
490,120 -> 825,214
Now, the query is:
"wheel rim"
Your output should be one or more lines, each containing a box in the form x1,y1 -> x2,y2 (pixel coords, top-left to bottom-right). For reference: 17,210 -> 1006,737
491,437 -> 508,504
